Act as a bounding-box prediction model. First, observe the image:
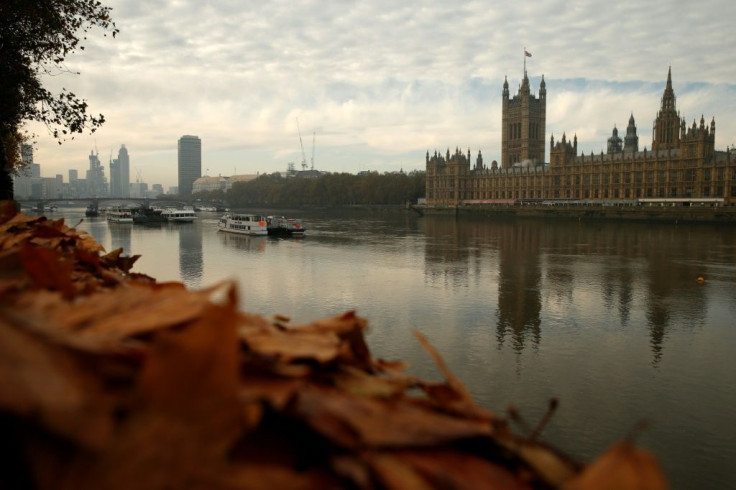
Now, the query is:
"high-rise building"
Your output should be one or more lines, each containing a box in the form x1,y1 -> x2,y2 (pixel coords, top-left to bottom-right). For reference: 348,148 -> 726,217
109,144 -> 130,197
86,149 -> 107,197
178,135 -> 202,196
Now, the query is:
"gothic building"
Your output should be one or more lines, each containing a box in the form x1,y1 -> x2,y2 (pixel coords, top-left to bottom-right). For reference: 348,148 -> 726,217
426,68 -> 736,206
501,72 -> 546,167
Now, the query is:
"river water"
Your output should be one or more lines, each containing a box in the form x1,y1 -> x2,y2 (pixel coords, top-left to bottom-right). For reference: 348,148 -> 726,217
54,207 -> 736,489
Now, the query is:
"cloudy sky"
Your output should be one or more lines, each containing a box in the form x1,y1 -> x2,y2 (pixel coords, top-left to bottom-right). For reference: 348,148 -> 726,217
27,0 -> 736,190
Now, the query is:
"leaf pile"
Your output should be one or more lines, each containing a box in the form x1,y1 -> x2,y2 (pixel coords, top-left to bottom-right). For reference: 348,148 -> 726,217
0,203 -> 668,489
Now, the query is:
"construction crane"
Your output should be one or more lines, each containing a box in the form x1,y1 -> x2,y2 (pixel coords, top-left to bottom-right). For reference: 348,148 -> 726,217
311,131 -> 315,170
296,118 -> 308,170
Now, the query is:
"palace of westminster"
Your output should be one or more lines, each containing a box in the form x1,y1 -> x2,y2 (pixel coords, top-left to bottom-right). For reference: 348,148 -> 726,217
425,68 -> 736,206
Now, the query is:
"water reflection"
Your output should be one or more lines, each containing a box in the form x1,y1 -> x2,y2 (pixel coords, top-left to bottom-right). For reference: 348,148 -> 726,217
422,218 -> 470,288
178,224 -> 203,288
496,223 -> 541,353
421,217 -> 736,363
107,222 -> 131,254
218,232 -> 267,252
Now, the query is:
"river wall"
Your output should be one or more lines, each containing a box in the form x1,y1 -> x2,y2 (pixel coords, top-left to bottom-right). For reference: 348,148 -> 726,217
420,204 -> 736,224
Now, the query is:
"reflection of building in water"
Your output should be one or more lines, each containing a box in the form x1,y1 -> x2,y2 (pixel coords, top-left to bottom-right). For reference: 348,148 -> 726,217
107,222 -> 132,256
422,218 -> 471,288
496,222 -> 541,352
642,227 -> 708,364
178,224 -> 203,288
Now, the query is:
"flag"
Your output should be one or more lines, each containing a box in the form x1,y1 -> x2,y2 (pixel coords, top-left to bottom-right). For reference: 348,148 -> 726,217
525,50 -> 532,58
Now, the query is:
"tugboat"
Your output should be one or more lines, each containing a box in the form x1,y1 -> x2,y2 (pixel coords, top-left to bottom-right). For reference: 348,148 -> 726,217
266,216 -> 306,237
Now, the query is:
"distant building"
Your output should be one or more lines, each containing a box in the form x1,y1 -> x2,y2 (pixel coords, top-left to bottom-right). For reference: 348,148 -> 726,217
109,144 -> 130,197
426,68 -> 736,206
129,181 -> 148,198
178,135 -> 202,195
13,144 -> 38,198
192,175 -> 228,193
224,174 -> 258,192
151,184 -> 164,196
191,174 -> 263,193
86,149 -> 107,197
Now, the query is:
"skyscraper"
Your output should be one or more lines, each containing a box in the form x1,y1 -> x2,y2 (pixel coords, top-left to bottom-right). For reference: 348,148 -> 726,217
109,144 -> 130,197
86,149 -> 107,197
178,135 -> 202,196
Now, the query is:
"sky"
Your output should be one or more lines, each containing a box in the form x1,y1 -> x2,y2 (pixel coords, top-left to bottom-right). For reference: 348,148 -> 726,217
26,0 -> 736,190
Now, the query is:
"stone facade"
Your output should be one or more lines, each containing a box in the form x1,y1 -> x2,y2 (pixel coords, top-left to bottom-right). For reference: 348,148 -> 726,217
426,69 -> 736,206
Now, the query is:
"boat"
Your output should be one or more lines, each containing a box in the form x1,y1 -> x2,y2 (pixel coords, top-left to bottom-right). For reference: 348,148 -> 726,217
161,207 -> 197,223
266,216 -> 306,236
106,207 -> 133,223
133,207 -> 167,224
217,213 -> 268,236
84,204 -> 99,217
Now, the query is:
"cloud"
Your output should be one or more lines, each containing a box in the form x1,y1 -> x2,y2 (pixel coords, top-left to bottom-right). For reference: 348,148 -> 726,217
25,0 -> 736,189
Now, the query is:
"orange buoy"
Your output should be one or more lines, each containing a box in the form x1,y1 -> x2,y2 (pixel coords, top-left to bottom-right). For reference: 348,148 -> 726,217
696,276 -> 706,284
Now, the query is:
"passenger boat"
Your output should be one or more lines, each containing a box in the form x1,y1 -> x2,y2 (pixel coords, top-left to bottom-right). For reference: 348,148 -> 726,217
217,213 -> 268,236
106,207 -> 133,223
161,207 -> 197,223
266,216 -> 306,236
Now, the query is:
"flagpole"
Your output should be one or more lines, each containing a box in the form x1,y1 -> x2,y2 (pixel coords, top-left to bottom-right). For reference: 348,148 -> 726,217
523,47 -> 526,75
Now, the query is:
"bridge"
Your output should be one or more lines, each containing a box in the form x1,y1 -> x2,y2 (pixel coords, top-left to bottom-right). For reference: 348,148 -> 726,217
16,198 -> 222,212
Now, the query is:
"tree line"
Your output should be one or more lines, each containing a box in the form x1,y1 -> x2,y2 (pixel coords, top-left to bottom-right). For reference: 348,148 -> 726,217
194,171 -> 425,207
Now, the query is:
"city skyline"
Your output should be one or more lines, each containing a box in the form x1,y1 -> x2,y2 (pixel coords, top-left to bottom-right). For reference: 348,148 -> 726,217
22,0 -> 736,190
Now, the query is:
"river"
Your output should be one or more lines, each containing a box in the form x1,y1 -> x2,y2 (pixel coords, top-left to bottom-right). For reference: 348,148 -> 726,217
51,207 -> 736,489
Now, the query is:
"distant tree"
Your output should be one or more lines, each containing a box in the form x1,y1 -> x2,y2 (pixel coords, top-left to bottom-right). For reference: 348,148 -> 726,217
0,0 -> 117,199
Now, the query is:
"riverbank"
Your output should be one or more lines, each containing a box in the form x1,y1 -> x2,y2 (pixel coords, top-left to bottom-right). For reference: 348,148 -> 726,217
420,204 -> 736,224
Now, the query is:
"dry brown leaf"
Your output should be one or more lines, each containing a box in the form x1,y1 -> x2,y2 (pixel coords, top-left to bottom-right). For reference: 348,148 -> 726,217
390,449 -> 533,490
414,330 -> 495,421
564,440 -> 668,490
330,365 -> 411,399
56,294 -> 244,490
293,386 -> 494,449
366,452 -> 435,489
242,328 -> 342,363
0,318 -> 114,450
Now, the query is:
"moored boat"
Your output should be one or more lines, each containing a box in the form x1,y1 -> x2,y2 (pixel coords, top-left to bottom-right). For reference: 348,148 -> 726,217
217,213 -> 268,236
133,207 -> 167,224
107,207 -> 133,223
85,204 -> 99,217
266,216 -> 306,236
161,207 -> 197,223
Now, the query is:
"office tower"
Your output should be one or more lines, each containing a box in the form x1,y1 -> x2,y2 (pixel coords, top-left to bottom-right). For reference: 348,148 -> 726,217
109,144 -> 130,197
118,145 -> 130,197
178,135 -> 201,196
